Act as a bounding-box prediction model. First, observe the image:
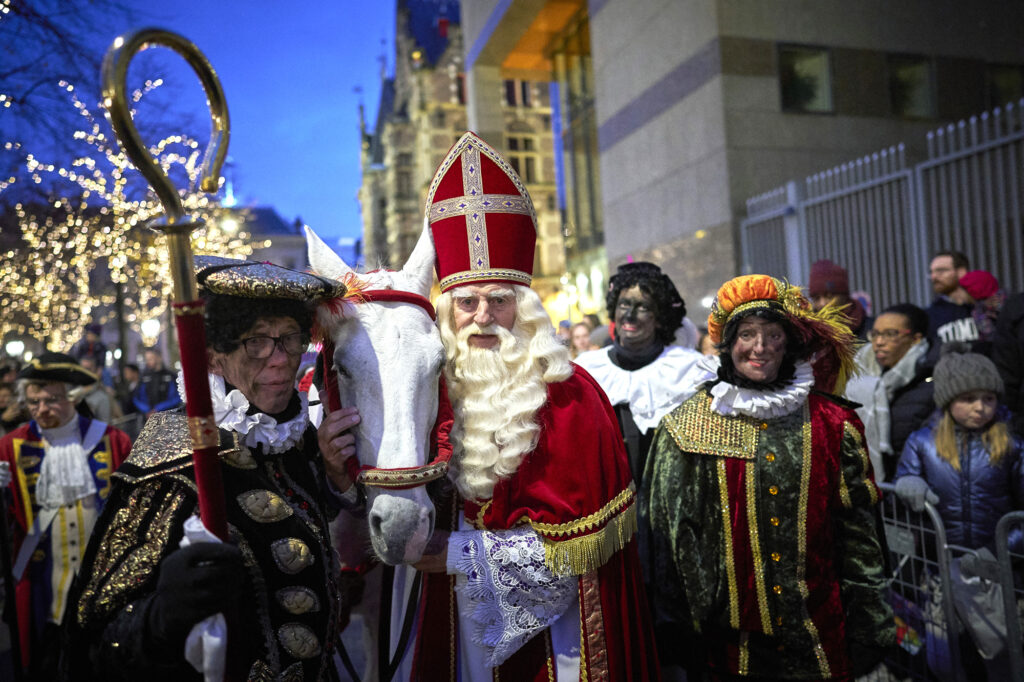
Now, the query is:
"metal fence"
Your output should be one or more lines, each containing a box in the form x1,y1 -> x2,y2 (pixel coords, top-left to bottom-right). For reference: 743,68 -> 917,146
871,482 -> 1024,682
742,98 -> 1024,311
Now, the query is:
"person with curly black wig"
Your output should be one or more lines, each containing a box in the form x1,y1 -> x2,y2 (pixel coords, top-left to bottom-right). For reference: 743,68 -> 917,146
576,262 -> 700,481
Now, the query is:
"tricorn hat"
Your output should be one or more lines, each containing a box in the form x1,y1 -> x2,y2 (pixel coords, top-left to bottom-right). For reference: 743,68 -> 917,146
425,132 -> 537,292
18,352 -> 96,386
194,256 -> 347,302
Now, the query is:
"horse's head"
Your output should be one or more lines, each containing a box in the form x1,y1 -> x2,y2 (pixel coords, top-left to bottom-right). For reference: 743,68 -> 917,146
307,226 -> 443,565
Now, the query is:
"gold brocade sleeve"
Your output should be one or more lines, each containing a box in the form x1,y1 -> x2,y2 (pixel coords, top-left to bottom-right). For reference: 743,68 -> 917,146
76,479 -> 193,627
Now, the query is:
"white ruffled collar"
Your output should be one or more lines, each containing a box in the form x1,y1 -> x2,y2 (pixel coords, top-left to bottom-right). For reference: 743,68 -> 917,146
574,345 -> 703,434
177,371 -> 308,454
682,354 -> 814,419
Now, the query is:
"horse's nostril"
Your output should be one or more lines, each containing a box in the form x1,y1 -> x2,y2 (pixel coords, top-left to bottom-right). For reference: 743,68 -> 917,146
369,511 -> 384,537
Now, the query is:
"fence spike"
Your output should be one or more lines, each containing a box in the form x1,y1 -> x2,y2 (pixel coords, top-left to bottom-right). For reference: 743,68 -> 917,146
927,131 -> 936,158
969,115 -> 979,147
980,111 -> 990,144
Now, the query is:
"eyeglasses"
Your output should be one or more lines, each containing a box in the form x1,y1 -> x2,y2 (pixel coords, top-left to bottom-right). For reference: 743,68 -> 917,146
868,329 -> 911,342
25,397 -> 65,410
235,332 -> 309,359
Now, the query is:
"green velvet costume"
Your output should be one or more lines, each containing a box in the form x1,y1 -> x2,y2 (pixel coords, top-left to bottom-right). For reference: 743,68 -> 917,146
642,385 -> 895,680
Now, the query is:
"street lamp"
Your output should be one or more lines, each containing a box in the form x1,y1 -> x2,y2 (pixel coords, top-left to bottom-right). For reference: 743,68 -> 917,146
5,340 -> 25,358
140,318 -> 161,346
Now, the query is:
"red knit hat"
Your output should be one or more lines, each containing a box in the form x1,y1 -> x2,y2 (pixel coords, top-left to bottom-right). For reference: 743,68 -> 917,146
807,259 -> 849,296
425,132 -> 537,292
959,270 -> 999,300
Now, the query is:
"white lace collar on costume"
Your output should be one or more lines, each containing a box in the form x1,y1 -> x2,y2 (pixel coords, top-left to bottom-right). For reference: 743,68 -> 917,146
574,345 -> 702,433
177,372 -> 308,454
679,354 -> 814,420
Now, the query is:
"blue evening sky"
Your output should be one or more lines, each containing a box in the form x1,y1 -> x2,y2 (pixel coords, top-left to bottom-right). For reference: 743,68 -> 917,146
119,2 -> 397,244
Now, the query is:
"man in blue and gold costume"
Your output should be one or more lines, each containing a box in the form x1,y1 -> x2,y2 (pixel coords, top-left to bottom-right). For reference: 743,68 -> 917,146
0,353 -> 132,680
643,275 -> 895,681
63,258 -> 360,681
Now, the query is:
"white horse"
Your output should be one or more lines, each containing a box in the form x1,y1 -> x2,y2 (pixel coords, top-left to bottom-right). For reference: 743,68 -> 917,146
306,225 -> 441,680
306,225 -> 442,565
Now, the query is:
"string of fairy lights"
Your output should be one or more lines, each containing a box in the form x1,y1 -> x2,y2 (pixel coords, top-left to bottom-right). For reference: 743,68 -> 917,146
1,79 -> 270,352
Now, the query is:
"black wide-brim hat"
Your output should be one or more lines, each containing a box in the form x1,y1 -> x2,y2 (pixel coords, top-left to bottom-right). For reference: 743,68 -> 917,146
195,256 -> 347,302
18,352 -> 97,386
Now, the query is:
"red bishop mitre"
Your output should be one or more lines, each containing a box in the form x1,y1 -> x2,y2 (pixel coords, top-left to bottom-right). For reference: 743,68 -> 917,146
425,131 -> 537,292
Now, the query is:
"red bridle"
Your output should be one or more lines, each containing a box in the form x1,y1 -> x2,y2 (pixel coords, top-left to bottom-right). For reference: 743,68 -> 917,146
318,287 -> 454,490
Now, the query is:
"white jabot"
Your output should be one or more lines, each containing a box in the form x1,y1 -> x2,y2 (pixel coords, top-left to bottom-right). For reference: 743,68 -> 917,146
574,345 -> 703,433
37,416 -> 96,508
177,372 -> 308,454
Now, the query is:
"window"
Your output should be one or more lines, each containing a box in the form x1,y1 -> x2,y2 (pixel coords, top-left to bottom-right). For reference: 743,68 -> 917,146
457,73 -> 466,105
397,153 -> 413,166
520,81 -> 532,107
504,79 -> 517,106
397,172 -> 412,198
778,45 -> 833,113
888,55 -> 936,118
432,109 -> 446,128
986,64 -> 1024,110
506,135 -> 540,183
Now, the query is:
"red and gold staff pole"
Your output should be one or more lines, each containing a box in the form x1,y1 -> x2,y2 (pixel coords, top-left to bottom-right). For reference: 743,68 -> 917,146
101,28 -> 229,541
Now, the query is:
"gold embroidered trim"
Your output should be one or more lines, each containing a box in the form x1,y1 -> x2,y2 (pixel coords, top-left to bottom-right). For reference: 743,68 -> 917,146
738,630 -> 750,676
663,393 -> 760,459
357,461 -> 448,488
581,571 -> 609,682
188,415 -> 220,449
439,268 -> 532,290
529,484 -> 635,538
746,459 -> 773,635
838,471 -> 852,509
798,408 -> 831,677
12,438 -> 34,528
529,485 -> 636,577
118,412 -> 193,475
276,586 -> 320,614
545,628 -> 556,682
271,538 -> 314,574
844,421 -> 879,504
171,302 -> 205,316
718,458 -> 740,629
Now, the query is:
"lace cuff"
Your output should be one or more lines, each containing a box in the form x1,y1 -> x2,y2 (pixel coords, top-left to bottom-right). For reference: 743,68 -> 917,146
447,527 -> 577,667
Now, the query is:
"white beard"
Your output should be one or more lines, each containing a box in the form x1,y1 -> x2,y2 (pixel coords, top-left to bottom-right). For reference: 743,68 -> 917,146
446,322 -> 548,501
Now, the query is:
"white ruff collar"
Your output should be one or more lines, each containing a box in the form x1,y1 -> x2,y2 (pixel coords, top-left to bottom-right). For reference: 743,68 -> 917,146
177,371 -> 308,454
681,354 -> 814,419
574,345 -> 703,433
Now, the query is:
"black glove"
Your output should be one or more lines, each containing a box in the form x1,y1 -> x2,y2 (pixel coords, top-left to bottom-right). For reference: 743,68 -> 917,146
146,542 -> 245,652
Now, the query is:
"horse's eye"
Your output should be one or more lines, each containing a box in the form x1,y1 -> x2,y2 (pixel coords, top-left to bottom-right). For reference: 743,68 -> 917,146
335,365 -> 351,379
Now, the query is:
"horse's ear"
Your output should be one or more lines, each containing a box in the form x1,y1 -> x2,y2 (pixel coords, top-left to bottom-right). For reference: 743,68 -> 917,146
306,226 -> 353,281
401,220 -> 435,297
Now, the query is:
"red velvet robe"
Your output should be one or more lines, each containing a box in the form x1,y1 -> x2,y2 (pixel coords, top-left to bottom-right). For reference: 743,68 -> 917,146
411,366 -> 660,681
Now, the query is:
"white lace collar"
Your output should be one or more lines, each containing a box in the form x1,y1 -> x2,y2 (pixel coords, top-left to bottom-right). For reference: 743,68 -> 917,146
681,354 -> 814,419
177,371 -> 308,454
574,345 -> 703,434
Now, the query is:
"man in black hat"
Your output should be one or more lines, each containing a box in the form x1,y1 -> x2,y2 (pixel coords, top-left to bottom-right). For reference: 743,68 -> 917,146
65,257 -> 360,681
0,353 -> 132,680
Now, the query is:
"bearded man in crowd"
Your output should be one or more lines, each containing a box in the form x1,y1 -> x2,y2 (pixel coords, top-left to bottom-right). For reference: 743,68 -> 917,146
408,132 -> 658,681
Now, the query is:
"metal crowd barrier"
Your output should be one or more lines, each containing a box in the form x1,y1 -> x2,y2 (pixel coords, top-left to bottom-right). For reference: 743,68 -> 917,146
873,481 -> 964,681
996,511 -> 1024,681
871,483 -> 1024,682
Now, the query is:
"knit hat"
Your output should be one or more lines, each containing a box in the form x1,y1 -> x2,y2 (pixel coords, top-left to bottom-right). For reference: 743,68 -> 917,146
959,270 -> 999,300
933,342 -> 1004,408
808,259 -> 849,296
